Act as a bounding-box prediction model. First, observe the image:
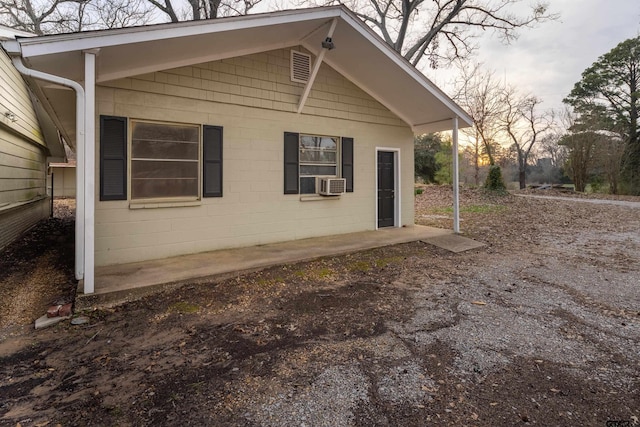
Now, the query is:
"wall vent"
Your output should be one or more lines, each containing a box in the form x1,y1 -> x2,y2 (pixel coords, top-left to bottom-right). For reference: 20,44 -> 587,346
291,50 -> 311,83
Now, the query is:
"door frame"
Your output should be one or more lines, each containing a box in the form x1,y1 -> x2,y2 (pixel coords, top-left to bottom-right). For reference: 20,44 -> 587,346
375,147 -> 401,229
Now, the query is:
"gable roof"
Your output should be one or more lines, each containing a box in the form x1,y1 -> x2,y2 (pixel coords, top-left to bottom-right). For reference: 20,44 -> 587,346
2,6 -> 472,143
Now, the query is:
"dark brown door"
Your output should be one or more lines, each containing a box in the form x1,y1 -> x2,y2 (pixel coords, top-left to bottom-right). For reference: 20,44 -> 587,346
377,151 -> 395,228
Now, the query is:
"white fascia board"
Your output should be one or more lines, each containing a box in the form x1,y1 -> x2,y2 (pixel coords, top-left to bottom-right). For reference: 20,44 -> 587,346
15,7 -> 344,58
1,39 -> 21,54
414,118 -> 472,134
0,26 -> 34,39
336,10 -> 473,128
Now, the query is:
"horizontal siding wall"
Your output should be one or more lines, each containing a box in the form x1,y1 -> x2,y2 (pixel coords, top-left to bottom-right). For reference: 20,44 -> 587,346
0,197 -> 49,251
95,48 -> 414,267
0,49 -> 49,251
0,127 -> 47,204
0,48 -> 45,147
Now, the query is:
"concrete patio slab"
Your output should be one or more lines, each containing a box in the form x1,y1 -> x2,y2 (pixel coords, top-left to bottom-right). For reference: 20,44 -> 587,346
76,225 -> 477,309
422,234 -> 486,253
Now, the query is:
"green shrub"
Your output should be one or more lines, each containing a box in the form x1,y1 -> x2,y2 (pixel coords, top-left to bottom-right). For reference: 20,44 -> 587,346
484,165 -> 506,191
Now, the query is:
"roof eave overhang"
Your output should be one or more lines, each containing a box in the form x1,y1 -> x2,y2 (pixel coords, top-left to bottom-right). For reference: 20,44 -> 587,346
315,9 -> 472,132
2,6 -> 472,135
13,7 -> 345,57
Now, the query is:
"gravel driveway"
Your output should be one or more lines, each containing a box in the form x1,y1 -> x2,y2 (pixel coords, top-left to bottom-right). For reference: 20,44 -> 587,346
0,188 -> 638,426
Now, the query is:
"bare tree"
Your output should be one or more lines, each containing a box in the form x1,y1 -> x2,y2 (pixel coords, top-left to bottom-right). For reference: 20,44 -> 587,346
0,0 -> 257,34
539,133 -> 567,169
556,109 -> 598,192
454,63 -> 504,166
147,0 -> 261,22
93,0 -> 154,29
1,0 -> 153,33
560,131 -> 597,193
500,87 -> 554,189
301,0 -> 557,67
461,129 -> 483,186
144,0 -> 176,21
0,0 -> 78,34
596,133 -> 626,194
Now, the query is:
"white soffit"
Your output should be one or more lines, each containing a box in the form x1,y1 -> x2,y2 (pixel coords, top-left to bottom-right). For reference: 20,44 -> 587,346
5,6 -> 472,134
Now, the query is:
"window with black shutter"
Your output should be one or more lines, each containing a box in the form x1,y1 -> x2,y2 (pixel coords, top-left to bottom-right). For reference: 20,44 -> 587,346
284,132 -> 354,195
203,125 -> 223,197
341,137 -> 353,192
100,115 -> 127,200
284,132 -> 299,194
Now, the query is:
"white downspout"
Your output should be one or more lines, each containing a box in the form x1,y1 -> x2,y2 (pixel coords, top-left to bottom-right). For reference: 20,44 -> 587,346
10,56 -> 87,281
452,116 -> 460,233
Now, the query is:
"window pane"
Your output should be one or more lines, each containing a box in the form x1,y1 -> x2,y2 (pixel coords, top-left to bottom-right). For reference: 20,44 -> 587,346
132,178 -> 198,199
300,165 -> 337,176
300,150 -> 337,163
132,122 -> 198,161
132,160 -> 198,179
130,121 -> 200,200
300,176 -> 316,194
132,139 -> 198,160
300,135 -> 337,150
298,134 -> 338,194
132,122 -> 198,143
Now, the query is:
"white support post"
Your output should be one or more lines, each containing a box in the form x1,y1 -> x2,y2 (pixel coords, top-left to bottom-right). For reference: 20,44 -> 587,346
83,50 -> 98,294
297,18 -> 338,114
452,116 -> 460,233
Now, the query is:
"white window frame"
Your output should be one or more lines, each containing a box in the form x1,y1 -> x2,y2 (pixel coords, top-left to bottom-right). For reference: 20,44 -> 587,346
299,134 -> 340,195
128,119 -> 202,205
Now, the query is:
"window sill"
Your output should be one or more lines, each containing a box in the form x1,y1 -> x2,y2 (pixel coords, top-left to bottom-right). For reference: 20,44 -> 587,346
299,194 -> 341,202
129,198 -> 201,209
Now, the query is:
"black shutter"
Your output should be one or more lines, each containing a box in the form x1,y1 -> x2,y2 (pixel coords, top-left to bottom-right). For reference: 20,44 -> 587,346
203,125 -> 223,197
284,132 -> 299,194
100,115 -> 127,201
342,137 -> 354,192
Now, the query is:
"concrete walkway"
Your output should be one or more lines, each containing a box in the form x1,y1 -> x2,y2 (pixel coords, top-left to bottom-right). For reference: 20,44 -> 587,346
77,225 -> 477,308
514,194 -> 640,208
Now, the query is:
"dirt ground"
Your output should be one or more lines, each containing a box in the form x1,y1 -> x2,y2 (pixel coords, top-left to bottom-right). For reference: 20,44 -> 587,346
0,189 -> 639,427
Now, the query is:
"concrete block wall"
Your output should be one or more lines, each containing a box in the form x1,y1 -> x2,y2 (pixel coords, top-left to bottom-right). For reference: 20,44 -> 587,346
94,48 -> 414,267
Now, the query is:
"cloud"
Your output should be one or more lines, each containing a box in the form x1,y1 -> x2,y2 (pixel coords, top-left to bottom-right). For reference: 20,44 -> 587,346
473,0 -> 640,110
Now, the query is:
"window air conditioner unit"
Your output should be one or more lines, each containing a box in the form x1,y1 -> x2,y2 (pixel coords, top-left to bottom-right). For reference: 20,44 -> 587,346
318,178 -> 346,196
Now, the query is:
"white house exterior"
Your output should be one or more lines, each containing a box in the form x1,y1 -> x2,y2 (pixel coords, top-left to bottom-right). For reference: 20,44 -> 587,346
0,27 -> 64,250
1,6 -> 472,294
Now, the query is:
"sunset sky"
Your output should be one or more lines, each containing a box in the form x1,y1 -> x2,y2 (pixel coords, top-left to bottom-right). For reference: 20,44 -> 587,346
424,0 -> 640,112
